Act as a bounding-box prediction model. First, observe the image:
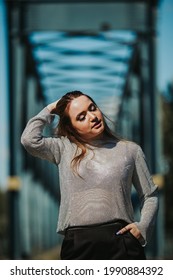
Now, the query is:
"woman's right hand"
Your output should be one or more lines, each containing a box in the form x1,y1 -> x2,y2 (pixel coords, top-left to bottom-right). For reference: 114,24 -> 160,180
47,99 -> 60,113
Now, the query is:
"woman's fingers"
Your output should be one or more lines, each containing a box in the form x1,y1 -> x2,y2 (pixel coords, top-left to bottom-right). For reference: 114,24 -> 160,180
47,99 -> 60,112
116,223 -> 141,239
116,224 -> 131,235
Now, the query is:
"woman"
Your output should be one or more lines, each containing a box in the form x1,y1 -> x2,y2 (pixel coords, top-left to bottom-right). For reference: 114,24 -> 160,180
21,90 -> 159,260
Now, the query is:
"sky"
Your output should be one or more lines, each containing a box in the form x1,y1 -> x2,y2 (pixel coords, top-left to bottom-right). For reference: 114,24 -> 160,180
0,0 -> 173,189
157,0 -> 173,91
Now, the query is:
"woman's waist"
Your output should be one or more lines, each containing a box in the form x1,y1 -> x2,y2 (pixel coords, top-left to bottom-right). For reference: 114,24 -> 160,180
65,219 -> 128,234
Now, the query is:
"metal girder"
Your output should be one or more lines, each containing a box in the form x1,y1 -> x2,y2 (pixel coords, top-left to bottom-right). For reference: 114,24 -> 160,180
7,0 -> 159,5
12,2 -> 150,33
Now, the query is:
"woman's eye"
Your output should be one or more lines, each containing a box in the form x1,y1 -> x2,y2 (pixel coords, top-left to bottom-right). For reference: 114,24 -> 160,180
79,115 -> 85,121
90,104 -> 97,111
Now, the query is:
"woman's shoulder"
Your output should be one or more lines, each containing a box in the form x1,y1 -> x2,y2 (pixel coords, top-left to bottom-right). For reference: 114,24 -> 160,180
117,139 -> 141,155
58,135 -> 77,151
57,135 -> 73,145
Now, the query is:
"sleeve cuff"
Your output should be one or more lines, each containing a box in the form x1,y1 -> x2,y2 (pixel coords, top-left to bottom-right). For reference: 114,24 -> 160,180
37,107 -> 56,124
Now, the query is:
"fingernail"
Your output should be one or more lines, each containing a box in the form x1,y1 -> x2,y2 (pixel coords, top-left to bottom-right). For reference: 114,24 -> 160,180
116,231 -> 121,235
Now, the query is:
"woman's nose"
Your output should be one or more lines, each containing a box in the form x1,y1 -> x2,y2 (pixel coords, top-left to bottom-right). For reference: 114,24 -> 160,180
88,112 -> 98,122
88,111 -> 96,120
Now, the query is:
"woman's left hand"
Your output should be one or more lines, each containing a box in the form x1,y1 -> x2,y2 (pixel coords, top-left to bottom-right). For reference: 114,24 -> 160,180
116,223 -> 142,240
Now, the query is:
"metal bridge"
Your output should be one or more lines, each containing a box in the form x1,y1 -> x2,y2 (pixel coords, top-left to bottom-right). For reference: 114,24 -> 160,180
0,0 -> 164,259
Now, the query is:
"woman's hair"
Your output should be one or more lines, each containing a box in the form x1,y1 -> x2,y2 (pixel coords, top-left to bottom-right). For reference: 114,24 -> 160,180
53,90 -> 120,176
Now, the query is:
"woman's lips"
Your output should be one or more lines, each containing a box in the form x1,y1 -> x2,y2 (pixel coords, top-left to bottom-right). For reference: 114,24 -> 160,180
92,120 -> 102,128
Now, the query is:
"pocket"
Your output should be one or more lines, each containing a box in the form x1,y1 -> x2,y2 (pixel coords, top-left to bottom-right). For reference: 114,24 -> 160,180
123,231 -> 146,260
127,231 -> 142,247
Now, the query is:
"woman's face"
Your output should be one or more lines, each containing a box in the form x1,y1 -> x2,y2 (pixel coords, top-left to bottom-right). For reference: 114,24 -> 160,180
68,95 -> 105,140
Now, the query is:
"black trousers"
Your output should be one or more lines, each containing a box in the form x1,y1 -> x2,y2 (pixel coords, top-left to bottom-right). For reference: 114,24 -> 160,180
60,220 -> 146,260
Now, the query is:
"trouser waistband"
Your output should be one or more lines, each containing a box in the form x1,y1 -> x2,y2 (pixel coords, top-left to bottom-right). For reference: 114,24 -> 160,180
65,219 -> 128,233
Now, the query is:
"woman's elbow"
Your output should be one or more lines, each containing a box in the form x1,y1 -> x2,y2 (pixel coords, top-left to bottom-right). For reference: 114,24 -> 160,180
21,133 -> 28,147
21,132 -> 34,151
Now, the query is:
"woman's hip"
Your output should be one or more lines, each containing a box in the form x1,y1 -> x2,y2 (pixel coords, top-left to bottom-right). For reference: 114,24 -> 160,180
60,220 -> 146,260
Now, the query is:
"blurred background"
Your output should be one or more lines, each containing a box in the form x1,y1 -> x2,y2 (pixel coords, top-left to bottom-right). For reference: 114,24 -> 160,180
0,0 -> 173,260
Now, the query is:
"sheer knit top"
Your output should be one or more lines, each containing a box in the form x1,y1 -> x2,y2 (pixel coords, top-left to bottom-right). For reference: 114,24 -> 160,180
21,107 -> 159,244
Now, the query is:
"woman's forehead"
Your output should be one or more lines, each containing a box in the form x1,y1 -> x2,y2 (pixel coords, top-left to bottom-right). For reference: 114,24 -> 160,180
68,95 -> 92,116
